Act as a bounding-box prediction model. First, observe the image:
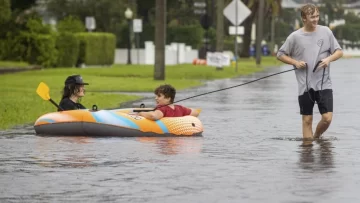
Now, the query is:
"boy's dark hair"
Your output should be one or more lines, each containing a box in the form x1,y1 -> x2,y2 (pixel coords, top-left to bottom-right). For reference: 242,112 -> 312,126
154,84 -> 176,103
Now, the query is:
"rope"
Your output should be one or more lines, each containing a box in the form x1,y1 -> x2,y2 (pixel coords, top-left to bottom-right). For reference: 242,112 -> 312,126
134,68 -> 297,112
173,68 -> 296,104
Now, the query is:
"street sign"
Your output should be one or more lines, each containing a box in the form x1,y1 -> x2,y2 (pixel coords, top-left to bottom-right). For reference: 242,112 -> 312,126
85,16 -> 96,31
193,1 -> 206,15
223,0 -> 251,26
206,52 -> 230,67
229,26 -> 244,35
133,19 -> 142,33
193,2 -> 206,8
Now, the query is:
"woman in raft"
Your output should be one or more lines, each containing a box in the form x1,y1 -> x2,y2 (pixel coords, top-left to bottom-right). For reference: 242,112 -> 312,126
58,75 -> 89,111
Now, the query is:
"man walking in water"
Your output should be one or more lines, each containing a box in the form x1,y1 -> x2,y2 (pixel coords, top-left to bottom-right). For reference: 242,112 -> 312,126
277,4 -> 343,140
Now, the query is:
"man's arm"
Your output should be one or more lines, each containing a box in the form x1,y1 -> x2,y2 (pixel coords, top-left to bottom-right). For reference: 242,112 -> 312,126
319,49 -> 343,68
277,54 -> 297,66
277,54 -> 306,69
276,35 -> 306,69
327,49 -> 343,62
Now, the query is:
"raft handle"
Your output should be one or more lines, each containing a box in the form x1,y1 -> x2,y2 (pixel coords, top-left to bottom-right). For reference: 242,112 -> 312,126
133,109 -> 154,112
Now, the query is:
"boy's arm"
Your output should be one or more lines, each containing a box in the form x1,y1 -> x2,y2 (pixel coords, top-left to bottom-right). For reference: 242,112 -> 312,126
138,110 -> 164,121
189,108 -> 200,117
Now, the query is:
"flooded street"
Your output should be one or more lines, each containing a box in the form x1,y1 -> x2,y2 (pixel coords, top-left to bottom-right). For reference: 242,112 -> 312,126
1,58 -> 360,202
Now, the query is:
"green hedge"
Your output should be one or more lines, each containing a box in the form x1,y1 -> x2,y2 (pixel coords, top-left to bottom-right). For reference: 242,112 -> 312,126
0,32 -> 27,61
76,32 -> 116,66
21,32 -> 58,68
57,15 -> 85,33
0,32 -> 57,67
55,32 -> 79,67
167,25 -> 204,49
1,31 -> 115,67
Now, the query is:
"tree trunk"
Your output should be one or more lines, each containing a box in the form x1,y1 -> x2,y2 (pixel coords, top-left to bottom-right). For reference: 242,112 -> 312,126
239,0 -> 258,58
154,0 -> 166,80
255,0 -> 264,65
269,15 -> 276,55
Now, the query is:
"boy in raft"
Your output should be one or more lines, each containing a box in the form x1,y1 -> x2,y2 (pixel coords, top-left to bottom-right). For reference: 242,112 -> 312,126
137,84 -> 200,120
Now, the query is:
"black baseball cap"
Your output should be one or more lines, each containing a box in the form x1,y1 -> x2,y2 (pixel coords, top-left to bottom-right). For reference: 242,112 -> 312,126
65,75 -> 89,85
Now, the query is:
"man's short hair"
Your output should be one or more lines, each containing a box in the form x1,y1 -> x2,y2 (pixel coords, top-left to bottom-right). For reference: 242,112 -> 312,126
300,4 -> 319,20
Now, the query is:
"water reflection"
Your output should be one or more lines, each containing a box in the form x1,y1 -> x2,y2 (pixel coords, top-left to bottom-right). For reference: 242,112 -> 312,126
298,139 -> 334,172
136,137 -> 203,155
31,136 -> 203,170
33,136 -> 96,168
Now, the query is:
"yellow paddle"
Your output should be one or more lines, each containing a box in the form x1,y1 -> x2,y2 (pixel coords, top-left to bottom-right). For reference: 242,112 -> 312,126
36,82 -> 64,111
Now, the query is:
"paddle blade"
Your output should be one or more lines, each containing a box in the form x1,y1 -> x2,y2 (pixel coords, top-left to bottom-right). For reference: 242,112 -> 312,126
36,82 -> 51,101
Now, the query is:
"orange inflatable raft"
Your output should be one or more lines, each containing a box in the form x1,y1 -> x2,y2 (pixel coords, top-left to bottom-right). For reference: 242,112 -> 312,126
34,108 -> 203,137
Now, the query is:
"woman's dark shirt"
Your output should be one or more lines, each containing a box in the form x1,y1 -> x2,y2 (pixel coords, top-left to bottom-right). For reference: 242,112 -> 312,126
58,98 -> 86,111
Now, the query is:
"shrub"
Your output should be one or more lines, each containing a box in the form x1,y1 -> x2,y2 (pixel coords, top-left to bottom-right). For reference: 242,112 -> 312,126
57,15 -> 85,33
76,32 -> 116,66
55,32 -> 80,67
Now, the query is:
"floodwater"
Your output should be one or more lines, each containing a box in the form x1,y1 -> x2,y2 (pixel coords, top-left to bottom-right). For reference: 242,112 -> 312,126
1,58 -> 360,202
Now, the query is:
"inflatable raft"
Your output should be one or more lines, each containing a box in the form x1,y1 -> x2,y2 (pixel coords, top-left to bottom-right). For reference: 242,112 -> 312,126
34,108 -> 203,137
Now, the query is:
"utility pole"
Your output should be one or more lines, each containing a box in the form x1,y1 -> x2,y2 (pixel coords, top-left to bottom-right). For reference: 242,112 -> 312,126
215,0 -> 224,70
154,0 -> 166,80
256,0 -> 265,65
235,0 -> 238,72
212,0 -> 216,28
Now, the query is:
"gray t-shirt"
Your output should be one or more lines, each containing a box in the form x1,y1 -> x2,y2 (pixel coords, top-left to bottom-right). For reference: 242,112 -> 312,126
277,25 -> 342,95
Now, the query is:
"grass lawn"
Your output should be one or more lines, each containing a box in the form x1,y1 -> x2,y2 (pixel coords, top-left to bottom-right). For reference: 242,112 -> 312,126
0,57 -> 281,130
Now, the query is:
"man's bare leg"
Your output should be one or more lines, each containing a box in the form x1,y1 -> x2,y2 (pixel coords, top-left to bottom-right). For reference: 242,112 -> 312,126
302,115 -> 314,140
314,112 -> 333,139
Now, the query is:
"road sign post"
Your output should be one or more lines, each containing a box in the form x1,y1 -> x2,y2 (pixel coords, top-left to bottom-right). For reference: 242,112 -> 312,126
223,0 -> 251,72
133,19 -> 142,64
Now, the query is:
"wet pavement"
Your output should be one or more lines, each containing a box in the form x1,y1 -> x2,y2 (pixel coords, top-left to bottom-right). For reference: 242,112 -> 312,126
1,58 -> 360,202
